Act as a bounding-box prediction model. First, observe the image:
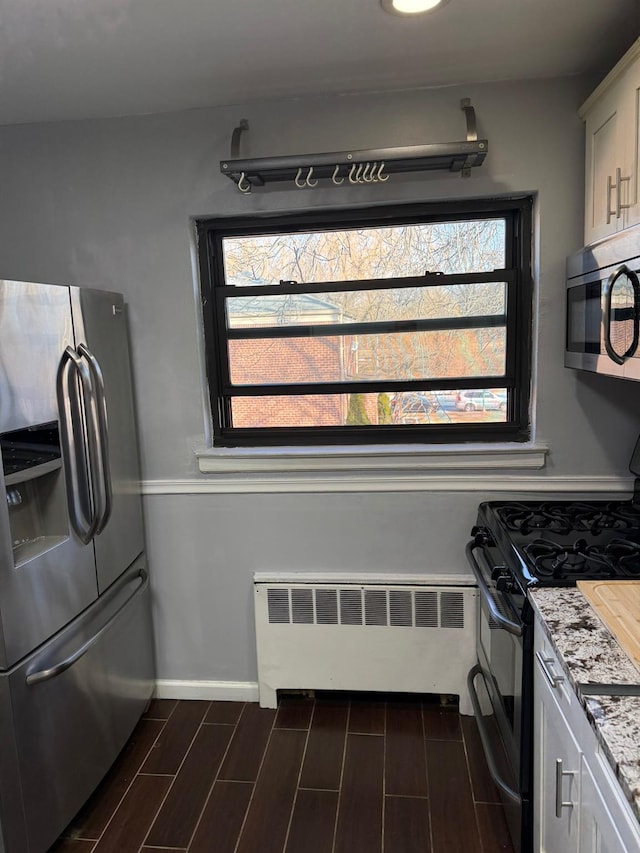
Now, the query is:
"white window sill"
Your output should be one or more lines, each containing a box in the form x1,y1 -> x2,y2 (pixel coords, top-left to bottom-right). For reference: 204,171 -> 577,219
190,442 -> 549,492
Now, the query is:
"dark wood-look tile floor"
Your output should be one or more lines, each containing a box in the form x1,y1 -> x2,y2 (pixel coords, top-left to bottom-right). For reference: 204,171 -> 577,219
51,693 -> 514,853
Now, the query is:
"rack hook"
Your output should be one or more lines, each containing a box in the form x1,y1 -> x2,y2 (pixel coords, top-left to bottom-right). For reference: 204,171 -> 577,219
294,168 -> 307,188
376,161 -> 390,182
348,163 -> 359,184
354,163 -> 364,183
306,166 -> 318,188
237,172 -> 251,193
332,165 -> 344,185
363,162 -> 377,183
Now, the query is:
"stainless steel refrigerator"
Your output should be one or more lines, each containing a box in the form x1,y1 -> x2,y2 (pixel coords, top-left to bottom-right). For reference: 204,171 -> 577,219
0,281 -> 155,853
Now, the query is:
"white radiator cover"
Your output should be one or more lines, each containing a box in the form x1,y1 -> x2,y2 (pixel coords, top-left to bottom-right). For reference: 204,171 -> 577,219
254,576 -> 477,714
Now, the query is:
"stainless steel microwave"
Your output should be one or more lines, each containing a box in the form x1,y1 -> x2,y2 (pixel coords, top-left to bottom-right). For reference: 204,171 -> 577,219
566,226 -> 640,380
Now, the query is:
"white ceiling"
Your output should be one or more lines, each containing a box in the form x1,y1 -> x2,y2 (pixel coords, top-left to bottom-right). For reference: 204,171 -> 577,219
0,0 -> 638,126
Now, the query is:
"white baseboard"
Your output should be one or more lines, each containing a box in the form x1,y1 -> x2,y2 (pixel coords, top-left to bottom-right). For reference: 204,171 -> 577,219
154,679 -> 259,702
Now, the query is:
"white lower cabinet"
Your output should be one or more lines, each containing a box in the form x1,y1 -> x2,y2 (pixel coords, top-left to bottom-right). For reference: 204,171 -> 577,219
534,644 -> 581,852
534,621 -> 640,853
580,755 -> 631,853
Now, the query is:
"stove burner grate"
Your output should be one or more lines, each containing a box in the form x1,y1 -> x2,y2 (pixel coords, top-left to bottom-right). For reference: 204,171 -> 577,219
496,501 -> 640,536
523,536 -> 640,582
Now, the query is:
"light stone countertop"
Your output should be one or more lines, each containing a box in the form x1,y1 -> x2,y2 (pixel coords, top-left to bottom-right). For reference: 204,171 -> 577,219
529,587 -> 640,822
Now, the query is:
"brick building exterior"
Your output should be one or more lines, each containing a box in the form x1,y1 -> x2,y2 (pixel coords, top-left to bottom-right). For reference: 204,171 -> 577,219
228,291 -> 378,428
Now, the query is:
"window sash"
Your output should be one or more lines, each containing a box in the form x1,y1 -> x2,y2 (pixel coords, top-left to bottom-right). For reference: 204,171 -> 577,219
198,198 -> 532,446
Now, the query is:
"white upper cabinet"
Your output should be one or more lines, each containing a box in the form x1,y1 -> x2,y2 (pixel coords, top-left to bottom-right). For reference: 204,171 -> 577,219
580,39 -> 640,245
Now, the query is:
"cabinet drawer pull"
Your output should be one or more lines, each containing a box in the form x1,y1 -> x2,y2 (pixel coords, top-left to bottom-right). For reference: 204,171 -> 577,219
555,758 -> 576,818
616,167 -> 632,217
606,168 -> 632,224
536,650 -> 564,689
606,174 -> 616,224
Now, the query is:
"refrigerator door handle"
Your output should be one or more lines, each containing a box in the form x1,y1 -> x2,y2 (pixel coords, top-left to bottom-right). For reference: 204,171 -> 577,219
25,569 -> 147,686
56,347 -> 101,544
78,343 -> 113,533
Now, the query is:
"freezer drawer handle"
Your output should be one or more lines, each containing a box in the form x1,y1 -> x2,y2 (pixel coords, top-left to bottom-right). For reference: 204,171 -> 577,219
467,664 -> 522,805
25,569 -> 147,686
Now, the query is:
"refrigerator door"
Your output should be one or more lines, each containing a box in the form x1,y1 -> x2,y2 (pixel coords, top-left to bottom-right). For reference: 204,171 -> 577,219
0,556 -> 154,853
0,281 -> 98,669
71,288 -> 145,592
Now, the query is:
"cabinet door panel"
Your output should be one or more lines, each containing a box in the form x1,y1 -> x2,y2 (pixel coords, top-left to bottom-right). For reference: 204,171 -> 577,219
580,757 -> 628,853
534,660 -> 581,853
623,61 -> 640,230
586,101 -> 621,244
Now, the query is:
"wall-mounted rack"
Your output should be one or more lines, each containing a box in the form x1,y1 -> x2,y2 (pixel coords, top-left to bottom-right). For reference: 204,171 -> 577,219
220,99 -> 488,193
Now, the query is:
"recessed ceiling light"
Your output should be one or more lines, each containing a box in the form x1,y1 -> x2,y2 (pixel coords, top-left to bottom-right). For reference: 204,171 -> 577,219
381,0 -> 449,15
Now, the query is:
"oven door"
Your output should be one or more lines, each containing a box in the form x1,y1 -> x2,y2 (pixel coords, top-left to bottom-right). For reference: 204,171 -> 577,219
466,539 -> 525,850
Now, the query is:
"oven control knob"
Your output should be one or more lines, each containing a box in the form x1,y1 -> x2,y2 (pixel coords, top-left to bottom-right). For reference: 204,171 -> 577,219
471,526 -> 494,546
496,575 -> 516,593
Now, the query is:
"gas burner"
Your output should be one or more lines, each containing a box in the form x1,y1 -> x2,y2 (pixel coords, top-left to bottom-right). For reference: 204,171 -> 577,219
603,538 -> 640,576
599,502 -> 640,529
497,503 -> 576,535
496,500 -> 640,537
523,538 -> 616,582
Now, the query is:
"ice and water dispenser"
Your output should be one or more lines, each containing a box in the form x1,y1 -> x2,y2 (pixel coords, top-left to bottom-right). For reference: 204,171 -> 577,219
1,423 -> 68,566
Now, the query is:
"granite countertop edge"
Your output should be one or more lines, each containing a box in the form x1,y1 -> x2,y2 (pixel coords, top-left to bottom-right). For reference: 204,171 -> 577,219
529,587 -> 640,822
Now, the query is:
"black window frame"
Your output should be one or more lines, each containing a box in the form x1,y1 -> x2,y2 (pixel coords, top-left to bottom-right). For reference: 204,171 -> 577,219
197,196 -> 533,447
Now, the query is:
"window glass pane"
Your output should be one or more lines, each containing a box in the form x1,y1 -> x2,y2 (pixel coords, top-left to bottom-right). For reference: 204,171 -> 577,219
222,219 -> 506,285
226,283 -> 507,330
228,329 -> 506,386
231,390 -> 508,428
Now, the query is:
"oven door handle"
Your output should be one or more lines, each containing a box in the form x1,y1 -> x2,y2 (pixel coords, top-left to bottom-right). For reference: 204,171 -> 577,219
467,664 -> 522,805
465,541 -> 523,637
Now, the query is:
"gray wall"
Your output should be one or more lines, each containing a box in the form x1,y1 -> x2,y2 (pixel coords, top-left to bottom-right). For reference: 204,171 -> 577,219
1,76 -> 640,685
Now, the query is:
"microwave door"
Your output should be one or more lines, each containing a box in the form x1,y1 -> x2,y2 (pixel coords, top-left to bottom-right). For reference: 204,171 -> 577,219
618,266 -> 640,380
565,279 -> 625,378
604,265 -> 640,370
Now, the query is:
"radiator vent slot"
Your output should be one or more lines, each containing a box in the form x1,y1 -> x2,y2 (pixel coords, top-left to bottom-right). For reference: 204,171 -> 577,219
265,586 -> 467,629
365,590 -> 387,626
291,588 -> 314,624
267,588 -> 290,624
340,589 -> 363,625
315,589 -> 338,624
440,591 -> 465,629
415,591 -> 438,627
389,590 -> 412,627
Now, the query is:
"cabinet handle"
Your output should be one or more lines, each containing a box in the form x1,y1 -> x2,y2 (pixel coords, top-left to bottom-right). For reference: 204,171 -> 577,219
536,650 -> 564,689
555,758 -> 576,818
607,168 -> 632,223
616,166 -> 632,218
606,174 -> 616,223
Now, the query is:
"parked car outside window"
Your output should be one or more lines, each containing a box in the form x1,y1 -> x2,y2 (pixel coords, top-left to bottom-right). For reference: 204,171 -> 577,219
455,389 -> 506,411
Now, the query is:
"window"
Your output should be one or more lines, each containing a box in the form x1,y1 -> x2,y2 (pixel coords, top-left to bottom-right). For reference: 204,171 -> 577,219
197,198 -> 532,447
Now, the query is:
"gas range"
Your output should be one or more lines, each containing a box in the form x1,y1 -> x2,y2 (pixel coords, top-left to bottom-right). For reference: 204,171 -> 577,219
466,495 -> 640,853
474,499 -> 640,594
